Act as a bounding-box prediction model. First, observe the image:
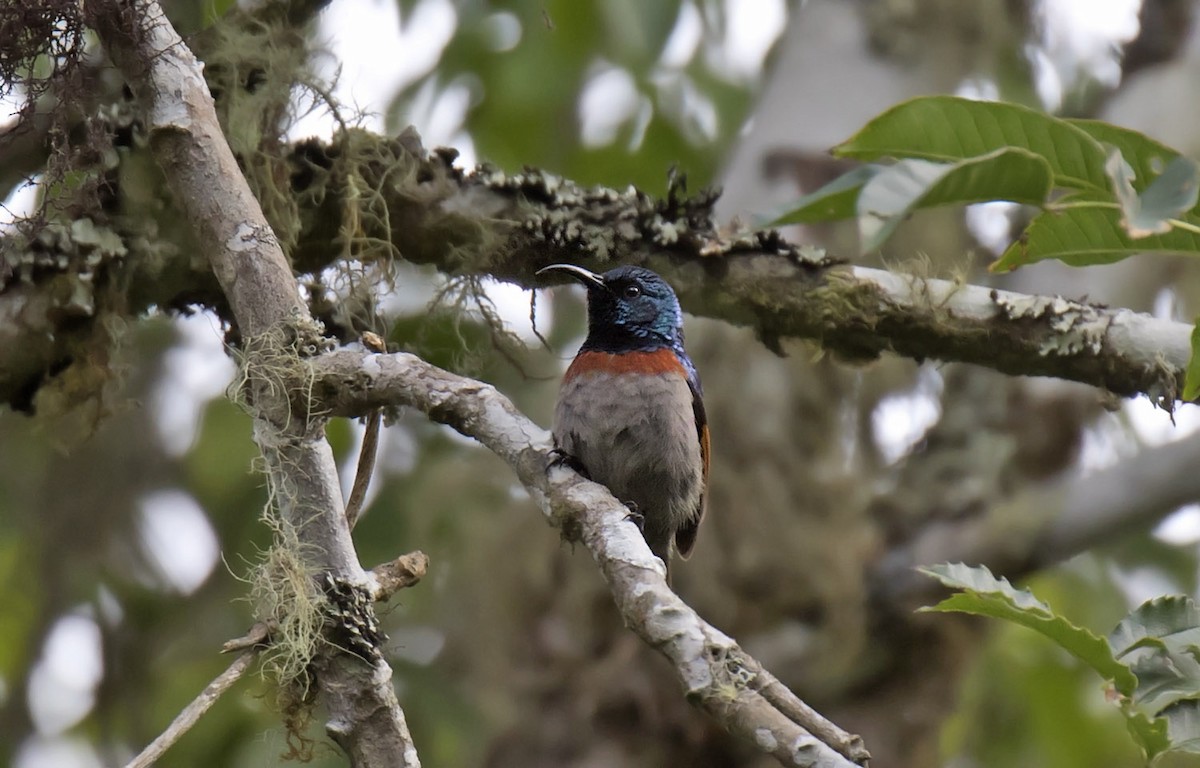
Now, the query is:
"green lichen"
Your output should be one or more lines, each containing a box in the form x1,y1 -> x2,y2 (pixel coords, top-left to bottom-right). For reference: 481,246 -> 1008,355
247,502 -> 326,759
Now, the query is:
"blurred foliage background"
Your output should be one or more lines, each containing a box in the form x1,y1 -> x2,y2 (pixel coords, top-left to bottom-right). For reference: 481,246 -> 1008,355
4,1 -> 1200,767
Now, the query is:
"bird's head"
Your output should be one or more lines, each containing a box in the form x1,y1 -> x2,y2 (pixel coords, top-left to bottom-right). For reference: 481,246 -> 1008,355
537,264 -> 684,352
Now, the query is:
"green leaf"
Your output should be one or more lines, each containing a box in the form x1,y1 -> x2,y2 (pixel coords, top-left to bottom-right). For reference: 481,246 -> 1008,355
1111,596 -> 1200,659
1184,322 -> 1200,402
921,562 -> 1048,608
765,165 -> 881,226
921,566 -> 1200,759
835,95 -> 1110,191
920,563 -> 1138,694
1106,151 -> 1200,238
992,195 -> 1200,272
1067,119 -> 1183,190
856,148 -> 1052,252
1122,704 -> 1171,760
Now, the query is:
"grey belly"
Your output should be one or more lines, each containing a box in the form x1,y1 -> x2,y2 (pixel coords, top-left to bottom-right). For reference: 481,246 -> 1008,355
553,372 -> 702,554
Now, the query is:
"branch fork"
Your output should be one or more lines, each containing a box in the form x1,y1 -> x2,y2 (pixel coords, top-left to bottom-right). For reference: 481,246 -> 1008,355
306,347 -> 871,767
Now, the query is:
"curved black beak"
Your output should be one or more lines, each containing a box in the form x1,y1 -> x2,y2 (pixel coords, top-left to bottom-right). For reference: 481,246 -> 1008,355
536,263 -> 605,290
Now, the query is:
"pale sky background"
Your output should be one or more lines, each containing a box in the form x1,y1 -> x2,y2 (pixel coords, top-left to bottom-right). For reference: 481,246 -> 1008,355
6,2 -> 1200,765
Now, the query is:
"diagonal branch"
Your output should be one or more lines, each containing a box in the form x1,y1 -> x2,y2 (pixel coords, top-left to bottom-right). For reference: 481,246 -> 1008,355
124,647 -> 258,768
81,1 -> 421,765
302,348 -> 871,768
873,429 -> 1200,606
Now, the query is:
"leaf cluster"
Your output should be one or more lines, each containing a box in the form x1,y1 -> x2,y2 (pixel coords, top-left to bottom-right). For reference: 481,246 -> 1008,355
924,563 -> 1200,762
770,95 -> 1200,267
769,95 -> 1200,398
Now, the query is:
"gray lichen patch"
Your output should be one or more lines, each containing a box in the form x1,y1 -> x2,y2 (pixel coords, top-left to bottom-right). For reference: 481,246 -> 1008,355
478,165 -> 664,265
993,293 -> 1109,357
474,163 -> 824,269
4,217 -> 127,302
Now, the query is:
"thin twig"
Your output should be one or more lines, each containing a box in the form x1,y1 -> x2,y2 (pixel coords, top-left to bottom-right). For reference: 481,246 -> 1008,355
124,649 -> 258,768
221,621 -> 272,653
754,667 -> 870,763
345,332 -> 387,528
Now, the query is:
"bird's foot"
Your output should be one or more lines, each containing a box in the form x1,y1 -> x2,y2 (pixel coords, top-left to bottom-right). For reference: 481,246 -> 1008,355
622,501 -> 645,531
547,448 -> 590,479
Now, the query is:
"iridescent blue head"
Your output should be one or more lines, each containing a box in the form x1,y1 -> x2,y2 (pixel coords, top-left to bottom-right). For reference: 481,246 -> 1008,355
537,264 -> 685,354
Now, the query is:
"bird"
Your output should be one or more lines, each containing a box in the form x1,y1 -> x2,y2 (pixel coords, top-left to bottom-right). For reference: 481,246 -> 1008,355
537,263 -> 709,583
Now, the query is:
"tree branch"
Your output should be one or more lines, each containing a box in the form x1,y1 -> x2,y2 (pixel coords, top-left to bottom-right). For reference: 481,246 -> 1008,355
302,348 -> 871,768
82,1 -> 420,765
873,429 -> 1200,606
293,148 -> 1192,403
836,266 -> 1188,405
368,550 -> 429,602
2,128 -> 1191,410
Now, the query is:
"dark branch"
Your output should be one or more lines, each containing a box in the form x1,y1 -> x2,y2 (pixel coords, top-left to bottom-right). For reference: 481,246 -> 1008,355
2,127 -> 1191,412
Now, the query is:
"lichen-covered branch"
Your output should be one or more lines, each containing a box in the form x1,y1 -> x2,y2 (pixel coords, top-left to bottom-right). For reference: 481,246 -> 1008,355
841,267 -> 1189,405
81,1 -> 420,765
287,142 -> 1193,403
1,127 -> 1192,412
301,347 -> 871,768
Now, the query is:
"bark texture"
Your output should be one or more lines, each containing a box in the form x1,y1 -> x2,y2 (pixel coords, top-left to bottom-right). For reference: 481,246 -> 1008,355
80,1 -> 421,764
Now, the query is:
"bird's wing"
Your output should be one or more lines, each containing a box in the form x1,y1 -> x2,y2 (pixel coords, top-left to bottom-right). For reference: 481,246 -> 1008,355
674,378 -> 708,559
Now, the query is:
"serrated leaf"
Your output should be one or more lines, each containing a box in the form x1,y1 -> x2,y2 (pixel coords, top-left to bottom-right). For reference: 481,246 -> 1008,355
856,148 -> 1052,252
765,165 -> 881,226
920,563 -> 1138,694
992,195 -> 1200,272
1106,150 -> 1200,238
926,565 -> 1200,760
1129,653 -> 1200,713
1184,322 -> 1200,402
835,95 -> 1110,191
1123,703 -> 1171,760
922,561 -> 1051,610
1165,699 -> 1200,755
1111,596 -> 1200,659
1109,597 -> 1200,715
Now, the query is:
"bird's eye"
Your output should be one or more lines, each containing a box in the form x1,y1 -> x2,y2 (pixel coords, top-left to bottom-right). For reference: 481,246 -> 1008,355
622,284 -> 642,299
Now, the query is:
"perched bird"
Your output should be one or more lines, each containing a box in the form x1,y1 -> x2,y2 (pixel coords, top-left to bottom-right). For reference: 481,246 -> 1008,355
538,263 -> 709,582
